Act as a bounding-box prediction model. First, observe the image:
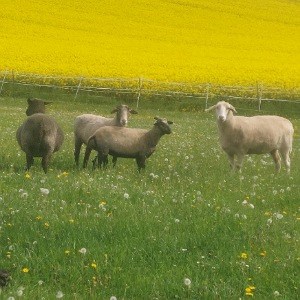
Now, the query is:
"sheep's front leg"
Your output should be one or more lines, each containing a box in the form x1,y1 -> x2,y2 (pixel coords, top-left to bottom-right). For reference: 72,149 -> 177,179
136,156 -> 146,172
270,150 -> 281,173
226,153 -> 235,170
235,154 -> 244,172
25,154 -> 34,171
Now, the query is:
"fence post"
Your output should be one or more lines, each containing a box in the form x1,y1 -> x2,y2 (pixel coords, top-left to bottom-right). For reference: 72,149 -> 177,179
74,77 -> 83,101
136,77 -> 142,109
0,70 -> 8,96
205,83 -> 210,109
257,82 -> 262,111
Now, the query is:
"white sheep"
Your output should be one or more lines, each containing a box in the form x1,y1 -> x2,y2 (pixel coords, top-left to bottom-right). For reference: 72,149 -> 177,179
82,117 -> 173,172
74,105 -> 137,165
205,101 -> 294,173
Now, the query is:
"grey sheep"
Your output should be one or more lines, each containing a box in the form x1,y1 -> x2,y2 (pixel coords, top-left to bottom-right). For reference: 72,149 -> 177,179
16,98 -> 64,173
74,105 -> 137,166
205,101 -> 294,173
83,117 -> 173,172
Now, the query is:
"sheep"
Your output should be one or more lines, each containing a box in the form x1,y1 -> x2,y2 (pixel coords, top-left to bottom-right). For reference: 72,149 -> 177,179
83,117 -> 173,172
205,101 -> 294,173
16,98 -> 64,173
74,105 -> 138,166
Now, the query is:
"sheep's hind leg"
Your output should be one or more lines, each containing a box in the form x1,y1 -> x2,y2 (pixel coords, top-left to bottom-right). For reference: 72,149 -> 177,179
280,150 -> 290,174
74,139 -> 83,166
83,146 -> 92,168
136,156 -> 146,172
42,152 -> 52,173
270,150 -> 281,173
25,154 -> 34,171
112,156 -> 117,167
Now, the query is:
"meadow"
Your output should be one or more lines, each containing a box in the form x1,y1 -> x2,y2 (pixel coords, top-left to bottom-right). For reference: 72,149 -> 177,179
0,0 -> 299,87
0,93 -> 299,299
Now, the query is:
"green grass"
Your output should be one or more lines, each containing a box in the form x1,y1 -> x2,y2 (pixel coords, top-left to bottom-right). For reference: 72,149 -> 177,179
0,96 -> 299,299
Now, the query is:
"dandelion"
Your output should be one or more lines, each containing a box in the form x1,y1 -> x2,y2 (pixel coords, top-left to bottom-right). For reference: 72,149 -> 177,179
17,286 -> 25,296
110,296 -> 117,300
274,291 -> 280,297
38,280 -> 44,285
91,261 -> 97,269
275,213 -> 283,220
123,192 -> 129,199
56,291 -> 64,299
79,248 -> 87,255
25,173 -> 31,179
240,252 -> 248,259
22,267 -> 29,273
260,250 -> 267,257
44,222 -> 50,228
40,188 -> 50,195
64,250 -> 71,255
184,277 -> 191,287
245,286 -> 255,297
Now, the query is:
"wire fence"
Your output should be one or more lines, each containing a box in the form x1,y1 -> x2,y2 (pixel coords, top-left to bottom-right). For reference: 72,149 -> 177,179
1,70 -> 300,111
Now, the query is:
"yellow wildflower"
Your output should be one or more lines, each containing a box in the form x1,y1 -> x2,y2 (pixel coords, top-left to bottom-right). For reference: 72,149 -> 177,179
22,267 -> 29,273
91,262 -> 97,269
240,252 -> 248,259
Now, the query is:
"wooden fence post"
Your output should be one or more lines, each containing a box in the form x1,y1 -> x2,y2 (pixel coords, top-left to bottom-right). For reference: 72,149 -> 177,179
0,70 -> 8,96
257,82 -> 262,111
136,77 -> 142,109
205,83 -> 210,109
74,77 -> 83,101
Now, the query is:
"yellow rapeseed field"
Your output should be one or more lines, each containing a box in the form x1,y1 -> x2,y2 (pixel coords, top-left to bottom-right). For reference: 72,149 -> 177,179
0,0 -> 299,86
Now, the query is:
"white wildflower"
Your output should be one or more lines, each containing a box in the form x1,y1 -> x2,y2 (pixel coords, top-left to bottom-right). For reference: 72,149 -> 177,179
184,278 -> 191,286
78,248 -> 87,255
40,188 -> 50,196
123,193 -> 129,199
56,291 -> 64,299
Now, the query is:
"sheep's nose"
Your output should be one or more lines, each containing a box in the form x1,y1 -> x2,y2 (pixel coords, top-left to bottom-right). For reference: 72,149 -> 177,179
218,115 -> 226,122
121,119 -> 127,126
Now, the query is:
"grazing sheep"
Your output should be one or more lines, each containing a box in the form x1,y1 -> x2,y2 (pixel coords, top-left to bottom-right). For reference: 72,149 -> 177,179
205,101 -> 294,173
16,98 -> 64,173
74,105 -> 138,166
83,117 -> 173,172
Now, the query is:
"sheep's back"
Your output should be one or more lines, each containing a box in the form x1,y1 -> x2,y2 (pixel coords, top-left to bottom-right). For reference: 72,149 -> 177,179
74,114 -> 114,144
93,126 -> 148,156
222,115 -> 293,154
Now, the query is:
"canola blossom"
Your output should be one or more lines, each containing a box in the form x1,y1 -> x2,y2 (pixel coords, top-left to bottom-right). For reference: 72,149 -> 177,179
0,0 -> 299,87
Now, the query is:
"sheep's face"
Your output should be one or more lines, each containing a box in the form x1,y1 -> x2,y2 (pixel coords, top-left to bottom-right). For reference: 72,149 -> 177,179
154,117 -> 173,134
111,105 -> 138,126
26,98 -> 51,116
215,101 -> 237,122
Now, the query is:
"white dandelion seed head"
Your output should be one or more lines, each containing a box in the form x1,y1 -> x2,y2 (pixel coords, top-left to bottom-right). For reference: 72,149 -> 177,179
38,280 -> 44,285
40,188 -> 50,196
274,291 -> 280,297
275,213 -> 283,220
56,291 -> 64,299
123,193 -> 129,199
242,200 -> 248,205
110,297 -> 117,300
184,278 -> 191,286
78,248 -> 87,254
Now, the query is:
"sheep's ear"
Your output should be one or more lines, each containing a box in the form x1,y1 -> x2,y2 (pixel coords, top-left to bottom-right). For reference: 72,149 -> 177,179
205,105 -> 216,112
229,104 -> 237,114
167,120 -> 173,124
27,98 -> 33,104
130,109 -> 138,114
